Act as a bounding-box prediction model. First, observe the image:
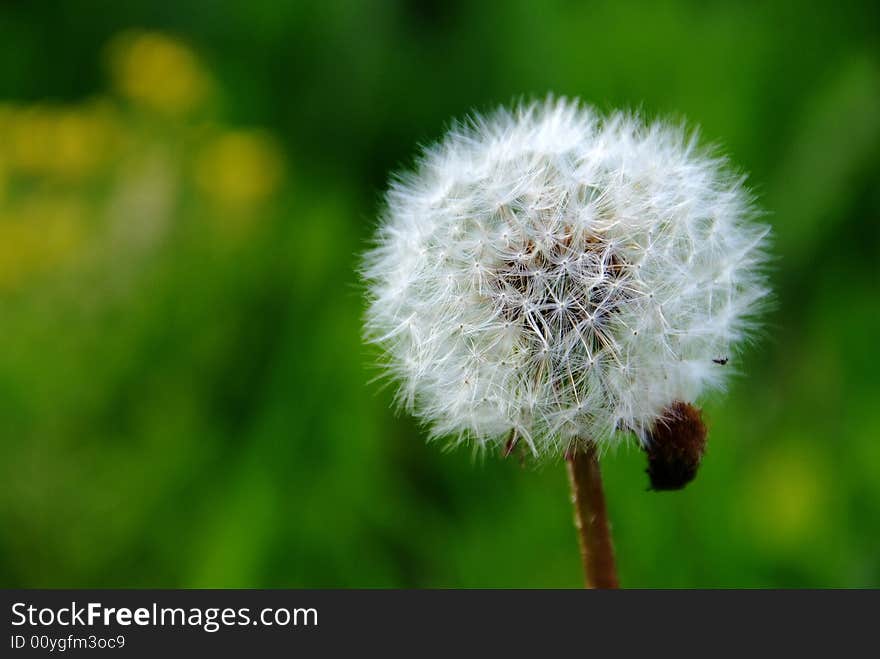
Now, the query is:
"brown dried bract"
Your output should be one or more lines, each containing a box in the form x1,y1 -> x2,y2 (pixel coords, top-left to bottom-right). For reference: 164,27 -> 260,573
644,401 -> 707,491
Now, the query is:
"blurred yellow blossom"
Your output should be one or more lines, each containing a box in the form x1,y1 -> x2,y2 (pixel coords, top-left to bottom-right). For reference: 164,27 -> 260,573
107,31 -> 209,115
0,30 -> 289,292
54,103 -> 122,178
745,446 -> 828,551
0,102 -> 121,179
0,197 -> 85,290
194,130 -> 284,211
5,106 -> 55,174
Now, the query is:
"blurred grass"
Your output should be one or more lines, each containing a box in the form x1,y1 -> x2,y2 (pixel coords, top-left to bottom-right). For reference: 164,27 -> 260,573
0,1 -> 878,587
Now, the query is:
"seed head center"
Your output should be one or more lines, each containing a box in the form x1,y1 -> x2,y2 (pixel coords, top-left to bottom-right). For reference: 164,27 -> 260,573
489,226 -> 633,358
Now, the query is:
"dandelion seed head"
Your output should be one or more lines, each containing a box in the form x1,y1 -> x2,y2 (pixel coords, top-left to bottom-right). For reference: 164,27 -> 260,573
363,97 -> 770,457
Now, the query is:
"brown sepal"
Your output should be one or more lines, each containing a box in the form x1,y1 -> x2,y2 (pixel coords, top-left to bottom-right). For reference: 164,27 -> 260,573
644,401 -> 707,491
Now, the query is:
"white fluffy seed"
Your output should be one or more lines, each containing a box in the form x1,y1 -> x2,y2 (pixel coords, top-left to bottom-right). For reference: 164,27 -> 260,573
363,97 -> 770,458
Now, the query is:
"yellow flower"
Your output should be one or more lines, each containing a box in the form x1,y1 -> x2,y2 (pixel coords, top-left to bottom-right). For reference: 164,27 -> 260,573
107,31 -> 209,115
194,131 -> 284,210
53,103 -> 121,178
0,197 -> 85,290
745,446 -> 827,551
0,102 -> 120,179
5,105 -> 55,174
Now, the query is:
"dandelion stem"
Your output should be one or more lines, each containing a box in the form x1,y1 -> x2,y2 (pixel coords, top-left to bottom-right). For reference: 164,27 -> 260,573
566,444 -> 619,588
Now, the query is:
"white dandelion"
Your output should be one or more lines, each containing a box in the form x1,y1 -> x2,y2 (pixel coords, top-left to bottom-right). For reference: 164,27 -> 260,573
363,97 -> 771,588
364,97 -> 770,460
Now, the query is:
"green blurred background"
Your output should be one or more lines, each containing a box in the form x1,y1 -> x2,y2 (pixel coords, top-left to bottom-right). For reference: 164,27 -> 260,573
0,1 -> 878,588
